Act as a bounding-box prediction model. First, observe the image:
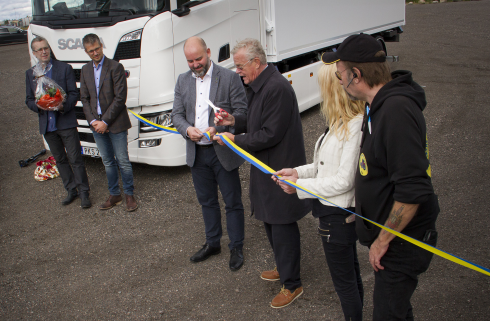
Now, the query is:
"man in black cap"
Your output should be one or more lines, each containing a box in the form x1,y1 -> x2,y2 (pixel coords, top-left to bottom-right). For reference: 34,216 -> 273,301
322,34 -> 440,320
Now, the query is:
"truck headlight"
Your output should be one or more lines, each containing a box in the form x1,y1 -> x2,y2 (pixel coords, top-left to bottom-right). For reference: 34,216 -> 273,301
139,111 -> 173,133
120,29 -> 142,43
139,139 -> 162,148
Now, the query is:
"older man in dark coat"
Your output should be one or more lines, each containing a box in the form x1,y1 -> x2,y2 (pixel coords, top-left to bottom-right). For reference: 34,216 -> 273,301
215,38 -> 310,309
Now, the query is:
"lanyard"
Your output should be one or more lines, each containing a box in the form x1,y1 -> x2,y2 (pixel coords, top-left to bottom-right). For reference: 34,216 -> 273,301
366,106 -> 372,134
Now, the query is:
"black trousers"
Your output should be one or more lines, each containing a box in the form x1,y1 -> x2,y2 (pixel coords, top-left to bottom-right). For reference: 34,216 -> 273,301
319,214 -> 364,321
372,234 -> 437,321
314,200 -> 364,321
44,127 -> 90,193
264,221 -> 301,291
191,145 -> 244,250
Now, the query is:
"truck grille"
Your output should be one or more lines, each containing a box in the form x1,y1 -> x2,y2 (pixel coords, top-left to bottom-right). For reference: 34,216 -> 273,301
79,132 -> 95,143
113,40 -> 141,61
75,106 -> 86,120
73,69 -> 81,83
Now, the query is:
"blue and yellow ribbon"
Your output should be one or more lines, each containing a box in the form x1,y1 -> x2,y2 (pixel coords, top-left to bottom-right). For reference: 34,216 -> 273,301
215,133 -> 490,277
203,131 -> 212,141
129,112 -> 490,277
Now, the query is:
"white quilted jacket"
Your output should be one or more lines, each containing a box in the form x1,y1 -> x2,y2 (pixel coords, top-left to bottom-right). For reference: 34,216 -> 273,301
295,114 -> 363,208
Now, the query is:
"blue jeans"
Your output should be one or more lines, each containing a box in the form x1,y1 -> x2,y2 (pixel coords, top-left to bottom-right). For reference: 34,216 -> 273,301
93,130 -> 134,196
190,145 -> 244,250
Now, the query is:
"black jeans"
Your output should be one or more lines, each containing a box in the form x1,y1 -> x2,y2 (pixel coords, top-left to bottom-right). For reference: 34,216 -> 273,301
373,234 -> 437,321
264,221 -> 302,291
44,127 -> 90,193
191,145 -> 244,250
315,201 -> 363,321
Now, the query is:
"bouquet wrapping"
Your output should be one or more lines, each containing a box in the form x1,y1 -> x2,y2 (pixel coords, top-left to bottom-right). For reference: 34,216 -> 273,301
33,62 -> 67,111
34,156 -> 60,181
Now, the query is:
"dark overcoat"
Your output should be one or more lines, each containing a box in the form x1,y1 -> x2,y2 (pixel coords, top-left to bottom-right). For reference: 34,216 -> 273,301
234,64 -> 311,224
80,56 -> 131,134
25,59 -> 79,135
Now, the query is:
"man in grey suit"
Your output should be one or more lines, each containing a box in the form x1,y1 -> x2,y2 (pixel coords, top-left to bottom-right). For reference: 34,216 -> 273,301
171,37 -> 247,271
80,33 -> 137,212
26,36 -> 91,208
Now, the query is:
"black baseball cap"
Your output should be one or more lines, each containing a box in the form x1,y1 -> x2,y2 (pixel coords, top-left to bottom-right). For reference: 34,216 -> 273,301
321,34 -> 386,65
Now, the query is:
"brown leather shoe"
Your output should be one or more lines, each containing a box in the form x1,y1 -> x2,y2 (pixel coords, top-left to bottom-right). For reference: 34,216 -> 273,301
261,267 -> 280,281
99,195 -> 123,210
125,194 -> 138,212
271,286 -> 303,309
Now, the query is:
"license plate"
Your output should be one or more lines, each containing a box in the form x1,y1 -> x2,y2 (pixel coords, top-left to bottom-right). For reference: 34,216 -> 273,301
82,146 -> 100,157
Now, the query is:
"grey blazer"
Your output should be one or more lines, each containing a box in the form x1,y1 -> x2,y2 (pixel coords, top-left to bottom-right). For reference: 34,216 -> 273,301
171,63 -> 248,171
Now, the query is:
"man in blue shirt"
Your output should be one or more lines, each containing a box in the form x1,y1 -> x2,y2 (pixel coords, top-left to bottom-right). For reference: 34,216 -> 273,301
25,36 -> 91,208
80,33 -> 137,212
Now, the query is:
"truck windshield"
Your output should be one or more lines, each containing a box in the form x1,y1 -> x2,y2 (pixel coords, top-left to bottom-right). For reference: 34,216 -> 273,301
32,0 -> 167,20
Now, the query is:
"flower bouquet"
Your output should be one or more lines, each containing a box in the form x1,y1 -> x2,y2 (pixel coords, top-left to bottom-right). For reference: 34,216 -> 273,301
33,62 -> 67,111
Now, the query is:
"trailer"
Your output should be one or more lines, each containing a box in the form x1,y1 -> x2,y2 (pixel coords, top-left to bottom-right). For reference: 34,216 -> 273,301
28,0 -> 405,166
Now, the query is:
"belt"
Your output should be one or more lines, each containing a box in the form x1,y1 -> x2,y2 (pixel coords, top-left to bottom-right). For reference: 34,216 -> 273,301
196,144 -> 213,149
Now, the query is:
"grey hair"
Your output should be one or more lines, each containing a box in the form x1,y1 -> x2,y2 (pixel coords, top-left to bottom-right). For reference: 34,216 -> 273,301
82,33 -> 101,48
31,36 -> 49,51
231,38 -> 267,65
183,36 -> 207,52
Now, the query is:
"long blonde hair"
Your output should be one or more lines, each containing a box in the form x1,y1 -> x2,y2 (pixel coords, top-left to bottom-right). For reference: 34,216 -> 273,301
317,64 -> 365,140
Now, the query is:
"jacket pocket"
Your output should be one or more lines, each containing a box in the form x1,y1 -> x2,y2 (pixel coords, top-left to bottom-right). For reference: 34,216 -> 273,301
318,214 -> 357,246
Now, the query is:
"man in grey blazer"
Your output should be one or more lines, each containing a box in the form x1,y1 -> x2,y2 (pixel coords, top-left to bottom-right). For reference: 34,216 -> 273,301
80,33 -> 137,212
171,37 -> 247,271
26,36 -> 91,208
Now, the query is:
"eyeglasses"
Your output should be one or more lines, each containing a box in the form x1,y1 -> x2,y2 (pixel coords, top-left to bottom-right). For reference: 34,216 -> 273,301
86,46 -> 101,55
235,58 -> 254,71
33,47 -> 50,53
335,68 -> 348,80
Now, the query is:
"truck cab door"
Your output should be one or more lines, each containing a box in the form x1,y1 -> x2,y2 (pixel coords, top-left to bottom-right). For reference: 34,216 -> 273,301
171,0 -> 234,76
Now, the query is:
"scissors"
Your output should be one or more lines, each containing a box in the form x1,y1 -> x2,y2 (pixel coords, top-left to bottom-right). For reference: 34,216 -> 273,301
205,99 -> 229,122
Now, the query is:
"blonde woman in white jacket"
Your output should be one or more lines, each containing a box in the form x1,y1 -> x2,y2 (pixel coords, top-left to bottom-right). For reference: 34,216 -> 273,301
273,64 -> 365,321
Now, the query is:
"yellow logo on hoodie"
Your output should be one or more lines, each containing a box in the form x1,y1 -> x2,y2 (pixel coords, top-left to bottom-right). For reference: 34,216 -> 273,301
359,153 -> 368,176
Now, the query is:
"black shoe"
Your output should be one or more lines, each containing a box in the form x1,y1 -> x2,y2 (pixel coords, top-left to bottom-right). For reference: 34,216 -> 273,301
62,189 -> 78,205
80,192 -> 92,209
190,244 -> 221,263
229,248 -> 244,271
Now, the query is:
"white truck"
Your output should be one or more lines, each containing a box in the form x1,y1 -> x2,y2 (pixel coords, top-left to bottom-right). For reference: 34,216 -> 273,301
28,0 -> 405,166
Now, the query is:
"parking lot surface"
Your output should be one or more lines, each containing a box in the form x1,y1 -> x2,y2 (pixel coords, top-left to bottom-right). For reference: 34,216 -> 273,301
1,1 -> 490,320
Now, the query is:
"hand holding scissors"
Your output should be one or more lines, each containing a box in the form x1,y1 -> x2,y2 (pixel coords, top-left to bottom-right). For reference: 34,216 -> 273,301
205,99 -> 229,123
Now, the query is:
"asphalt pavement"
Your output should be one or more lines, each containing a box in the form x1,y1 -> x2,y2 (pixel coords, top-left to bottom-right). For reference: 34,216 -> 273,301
1,1 -> 489,320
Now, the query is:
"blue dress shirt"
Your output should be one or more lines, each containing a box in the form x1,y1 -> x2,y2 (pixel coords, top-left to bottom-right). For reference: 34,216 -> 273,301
90,56 -> 107,126
45,59 -> 58,133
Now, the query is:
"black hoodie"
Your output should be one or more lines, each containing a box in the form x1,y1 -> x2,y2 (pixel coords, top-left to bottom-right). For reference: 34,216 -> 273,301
355,70 -> 439,246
